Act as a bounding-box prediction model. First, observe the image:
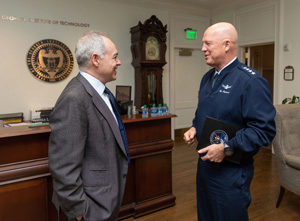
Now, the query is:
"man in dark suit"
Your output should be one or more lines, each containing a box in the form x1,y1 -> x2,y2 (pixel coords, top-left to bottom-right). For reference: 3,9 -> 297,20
49,31 -> 129,221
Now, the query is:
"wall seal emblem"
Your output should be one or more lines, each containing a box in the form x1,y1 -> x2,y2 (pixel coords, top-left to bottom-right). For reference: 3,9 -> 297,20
26,39 -> 74,82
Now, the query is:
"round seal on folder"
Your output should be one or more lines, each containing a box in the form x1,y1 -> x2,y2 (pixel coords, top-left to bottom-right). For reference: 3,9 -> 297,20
210,130 -> 228,145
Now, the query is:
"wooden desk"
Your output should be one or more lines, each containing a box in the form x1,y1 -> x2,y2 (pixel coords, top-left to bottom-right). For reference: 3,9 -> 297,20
0,114 -> 176,220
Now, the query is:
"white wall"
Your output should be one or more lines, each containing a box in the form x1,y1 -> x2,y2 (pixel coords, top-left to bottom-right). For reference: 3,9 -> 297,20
211,0 -> 300,104
235,2 -> 276,46
211,0 -> 284,104
278,0 -> 300,103
5,0 -> 300,122
0,0 -> 210,120
169,15 -> 210,129
211,11 -> 235,24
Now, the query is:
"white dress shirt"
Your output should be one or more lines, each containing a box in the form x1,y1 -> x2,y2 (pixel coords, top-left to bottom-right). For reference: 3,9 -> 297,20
80,71 -> 118,124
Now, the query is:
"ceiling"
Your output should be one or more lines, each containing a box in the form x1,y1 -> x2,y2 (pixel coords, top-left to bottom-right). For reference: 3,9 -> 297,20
150,0 -> 261,10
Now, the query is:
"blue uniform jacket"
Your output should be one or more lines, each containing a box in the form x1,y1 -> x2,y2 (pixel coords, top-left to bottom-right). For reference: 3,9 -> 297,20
192,58 -> 276,164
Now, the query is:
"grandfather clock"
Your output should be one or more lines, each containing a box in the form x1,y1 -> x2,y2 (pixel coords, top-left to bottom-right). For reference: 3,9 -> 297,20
130,15 -> 167,108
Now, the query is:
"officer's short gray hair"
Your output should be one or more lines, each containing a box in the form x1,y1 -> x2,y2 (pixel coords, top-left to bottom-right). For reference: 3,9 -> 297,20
75,31 -> 106,68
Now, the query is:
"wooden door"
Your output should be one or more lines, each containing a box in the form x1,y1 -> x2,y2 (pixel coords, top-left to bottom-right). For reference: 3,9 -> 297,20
249,44 -> 274,102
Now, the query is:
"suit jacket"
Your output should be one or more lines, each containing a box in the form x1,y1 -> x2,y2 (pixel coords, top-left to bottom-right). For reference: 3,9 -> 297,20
48,74 -> 129,221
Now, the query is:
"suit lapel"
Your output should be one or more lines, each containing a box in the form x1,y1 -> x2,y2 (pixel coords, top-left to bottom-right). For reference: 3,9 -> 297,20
76,74 -> 128,158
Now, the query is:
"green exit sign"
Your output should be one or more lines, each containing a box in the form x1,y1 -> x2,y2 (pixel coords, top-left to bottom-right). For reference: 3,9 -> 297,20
185,29 -> 197,40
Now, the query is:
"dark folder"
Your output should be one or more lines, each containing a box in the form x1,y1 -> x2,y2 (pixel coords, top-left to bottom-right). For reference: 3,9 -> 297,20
197,117 -> 243,164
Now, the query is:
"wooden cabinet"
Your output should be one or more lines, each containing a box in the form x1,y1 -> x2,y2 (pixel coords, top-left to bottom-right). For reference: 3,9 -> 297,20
0,126 -> 54,221
0,114 -> 176,220
119,114 -> 176,219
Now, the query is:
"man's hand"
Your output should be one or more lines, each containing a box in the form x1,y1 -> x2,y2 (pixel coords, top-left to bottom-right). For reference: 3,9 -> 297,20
76,216 -> 83,221
198,143 -> 225,162
183,127 -> 196,146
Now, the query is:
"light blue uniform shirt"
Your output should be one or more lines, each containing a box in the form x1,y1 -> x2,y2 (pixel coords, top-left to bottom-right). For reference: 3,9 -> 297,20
214,56 -> 238,77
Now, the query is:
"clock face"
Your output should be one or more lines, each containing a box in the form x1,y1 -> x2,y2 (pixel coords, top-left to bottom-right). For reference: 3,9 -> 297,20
145,36 -> 160,60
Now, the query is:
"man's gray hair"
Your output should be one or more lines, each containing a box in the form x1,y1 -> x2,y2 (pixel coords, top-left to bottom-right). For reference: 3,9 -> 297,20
75,31 -> 106,68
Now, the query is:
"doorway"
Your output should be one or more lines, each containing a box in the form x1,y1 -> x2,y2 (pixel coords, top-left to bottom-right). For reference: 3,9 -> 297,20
173,48 -> 208,129
244,44 -> 274,102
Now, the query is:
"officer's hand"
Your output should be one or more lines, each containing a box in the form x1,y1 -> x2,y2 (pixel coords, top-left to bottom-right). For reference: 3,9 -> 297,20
183,127 -> 196,146
198,143 -> 225,162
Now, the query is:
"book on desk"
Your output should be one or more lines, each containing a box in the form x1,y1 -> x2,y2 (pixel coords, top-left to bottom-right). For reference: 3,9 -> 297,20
0,112 -> 23,123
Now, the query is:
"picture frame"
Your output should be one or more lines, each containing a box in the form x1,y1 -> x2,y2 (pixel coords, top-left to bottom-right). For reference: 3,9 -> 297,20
116,85 -> 131,102
284,65 -> 294,81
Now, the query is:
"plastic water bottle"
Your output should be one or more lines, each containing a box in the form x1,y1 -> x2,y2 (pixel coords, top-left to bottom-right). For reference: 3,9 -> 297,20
132,105 -> 137,115
142,105 -> 148,118
158,104 -> 162,116
150,104 -> 158,117
127,105 -> 132,116
162,103 -> 169,116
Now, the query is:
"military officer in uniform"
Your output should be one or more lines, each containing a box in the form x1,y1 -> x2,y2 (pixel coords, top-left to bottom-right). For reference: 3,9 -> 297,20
184,22 -> 276,221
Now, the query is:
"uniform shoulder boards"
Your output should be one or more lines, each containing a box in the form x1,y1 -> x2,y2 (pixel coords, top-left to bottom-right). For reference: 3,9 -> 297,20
239,65 -> 257,76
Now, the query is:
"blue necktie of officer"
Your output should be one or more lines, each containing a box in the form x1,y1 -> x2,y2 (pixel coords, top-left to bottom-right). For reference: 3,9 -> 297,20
212,71 -> 219,88
104,87 -> 130,161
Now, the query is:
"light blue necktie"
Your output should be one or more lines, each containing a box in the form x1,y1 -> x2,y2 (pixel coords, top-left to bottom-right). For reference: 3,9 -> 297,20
104,87 -> 130,162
